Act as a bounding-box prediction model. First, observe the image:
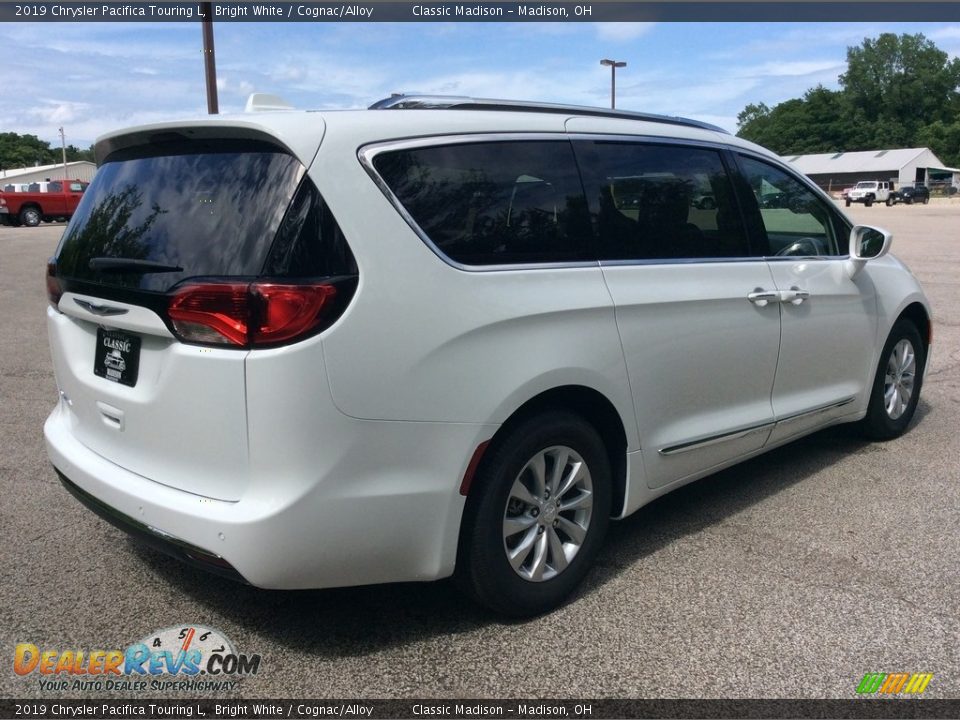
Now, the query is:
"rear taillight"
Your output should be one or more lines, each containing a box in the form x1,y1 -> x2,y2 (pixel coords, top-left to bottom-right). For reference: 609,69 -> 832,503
167,281 -> 341,348
46,259 -> 63,308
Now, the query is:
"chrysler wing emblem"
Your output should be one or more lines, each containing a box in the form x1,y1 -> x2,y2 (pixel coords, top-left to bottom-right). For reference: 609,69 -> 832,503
73,299 -> 129,317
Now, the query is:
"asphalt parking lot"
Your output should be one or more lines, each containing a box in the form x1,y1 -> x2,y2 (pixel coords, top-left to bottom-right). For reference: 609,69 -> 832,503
1,202 -> 958,700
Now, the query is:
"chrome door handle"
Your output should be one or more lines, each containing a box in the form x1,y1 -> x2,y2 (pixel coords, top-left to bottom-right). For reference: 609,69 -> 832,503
747,290 -> 780,307
782,287 -> 810,305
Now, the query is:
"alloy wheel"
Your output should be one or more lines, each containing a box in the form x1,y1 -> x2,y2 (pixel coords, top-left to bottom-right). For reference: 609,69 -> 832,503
884,339 -> 916,420
502,445 -> 593,582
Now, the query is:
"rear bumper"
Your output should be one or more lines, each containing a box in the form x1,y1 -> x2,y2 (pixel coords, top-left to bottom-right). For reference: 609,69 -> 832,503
45,401 -> 495,589
56,469 -> 248,584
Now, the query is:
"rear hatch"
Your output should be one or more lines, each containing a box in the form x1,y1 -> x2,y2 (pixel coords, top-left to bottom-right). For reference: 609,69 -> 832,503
47,130 -> 356,501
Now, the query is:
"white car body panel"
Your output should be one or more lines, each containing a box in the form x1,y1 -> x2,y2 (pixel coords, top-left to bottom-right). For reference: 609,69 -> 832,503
600,261 -> 781,489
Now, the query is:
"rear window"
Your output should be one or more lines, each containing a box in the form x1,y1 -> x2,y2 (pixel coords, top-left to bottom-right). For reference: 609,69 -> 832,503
56,141 -> 307,292
373,140 -> 591,266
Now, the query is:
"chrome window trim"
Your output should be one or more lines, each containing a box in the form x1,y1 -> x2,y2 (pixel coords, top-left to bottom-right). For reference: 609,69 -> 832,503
358,133 -> 851,273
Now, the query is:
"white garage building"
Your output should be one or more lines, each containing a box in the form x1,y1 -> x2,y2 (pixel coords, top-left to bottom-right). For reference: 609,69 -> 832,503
785,147 -> 960,193
1,161 -> 97,186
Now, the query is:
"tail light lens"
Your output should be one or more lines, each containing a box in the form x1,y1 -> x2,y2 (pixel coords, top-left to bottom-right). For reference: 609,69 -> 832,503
46,259 -> 63,308
167,281 -> 343,348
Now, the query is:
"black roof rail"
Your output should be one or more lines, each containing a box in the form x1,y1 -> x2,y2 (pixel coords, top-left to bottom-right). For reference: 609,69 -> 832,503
368,94 -> 728,134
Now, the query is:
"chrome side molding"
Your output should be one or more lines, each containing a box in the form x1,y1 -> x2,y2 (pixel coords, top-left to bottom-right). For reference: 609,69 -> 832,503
659,396 -> 858,456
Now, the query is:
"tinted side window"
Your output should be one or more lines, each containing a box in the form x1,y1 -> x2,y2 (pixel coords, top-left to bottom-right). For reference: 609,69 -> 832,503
575,141 -> 749,261
738,155 -> 841,257
263,179 -> 357,278
373,141 -> 591,266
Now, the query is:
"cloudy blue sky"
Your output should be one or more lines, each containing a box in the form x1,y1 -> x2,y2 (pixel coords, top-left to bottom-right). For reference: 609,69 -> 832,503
2,19 -> 959,150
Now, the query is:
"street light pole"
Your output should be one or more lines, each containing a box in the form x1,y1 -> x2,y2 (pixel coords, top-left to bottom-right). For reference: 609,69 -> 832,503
59,126 -> 68,181
201,2 -> 219,114
600,58 -> 627,109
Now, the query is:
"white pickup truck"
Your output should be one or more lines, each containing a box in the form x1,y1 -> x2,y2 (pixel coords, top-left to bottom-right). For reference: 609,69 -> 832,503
845,181 -> 894,207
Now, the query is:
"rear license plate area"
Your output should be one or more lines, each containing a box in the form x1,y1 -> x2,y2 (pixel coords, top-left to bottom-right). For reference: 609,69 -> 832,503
94,328 -> 141,387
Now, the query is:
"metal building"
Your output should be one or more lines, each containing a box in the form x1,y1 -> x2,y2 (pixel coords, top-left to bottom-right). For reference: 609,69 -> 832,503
0,161 -> 97,185
785,148 -> 960,193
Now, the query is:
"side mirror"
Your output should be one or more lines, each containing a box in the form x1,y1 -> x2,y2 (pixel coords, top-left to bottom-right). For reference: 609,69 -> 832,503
847,225 -> 892,278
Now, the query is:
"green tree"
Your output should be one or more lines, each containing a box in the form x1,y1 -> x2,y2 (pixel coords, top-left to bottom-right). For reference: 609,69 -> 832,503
841,33 -> 960,137
0,132 -> 57,170
917,120 -> 960,168
737,88 -> 858,155
737,33 -> 960,160
0,132 -> 94,172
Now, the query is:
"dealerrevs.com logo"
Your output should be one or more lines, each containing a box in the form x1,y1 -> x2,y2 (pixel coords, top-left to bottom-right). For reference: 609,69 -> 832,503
856,672 -> 934,695
13,625 -> 261,693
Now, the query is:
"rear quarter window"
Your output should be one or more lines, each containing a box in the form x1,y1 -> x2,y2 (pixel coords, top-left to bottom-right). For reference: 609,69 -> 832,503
372,140 -> 591,266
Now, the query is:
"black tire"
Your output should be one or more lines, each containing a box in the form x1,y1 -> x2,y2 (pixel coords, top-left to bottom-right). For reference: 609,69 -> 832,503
845,198 -> 851,207
457,411 -> 612,616
860,319 -> 926,441
885,197 -> 892,206
865,196 -> 873,207
924,196 -> 929,205
19,206 -> 42,227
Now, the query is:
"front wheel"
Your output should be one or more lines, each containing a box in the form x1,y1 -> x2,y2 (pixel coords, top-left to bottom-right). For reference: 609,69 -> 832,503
457,412 -> 612,616
860,319 -> 926,440
845,198 -> 851,207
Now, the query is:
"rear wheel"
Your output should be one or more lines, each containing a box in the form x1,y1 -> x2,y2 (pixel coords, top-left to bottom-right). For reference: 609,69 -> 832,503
19,206 -> 41,227
860,319 -> 926,440
457,411 -> 612,616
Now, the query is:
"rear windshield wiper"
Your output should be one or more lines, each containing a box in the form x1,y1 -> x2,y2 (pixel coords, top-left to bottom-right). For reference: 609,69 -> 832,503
88,258 -> 184,274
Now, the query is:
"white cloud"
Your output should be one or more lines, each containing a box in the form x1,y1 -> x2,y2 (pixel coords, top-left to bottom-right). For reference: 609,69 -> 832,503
594,22 -> 655,42
928,26 -> 960,41
27,100 -> 91,125
740,59 -> 846,78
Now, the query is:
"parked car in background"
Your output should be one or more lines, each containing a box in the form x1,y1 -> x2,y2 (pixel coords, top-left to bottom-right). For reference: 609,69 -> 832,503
45,94 -> 932,616
759,191 -> 788,208
899,184 -> 931,204
846,180 -> 894,207
0,179 -> 88,226
691,192 -> 716,209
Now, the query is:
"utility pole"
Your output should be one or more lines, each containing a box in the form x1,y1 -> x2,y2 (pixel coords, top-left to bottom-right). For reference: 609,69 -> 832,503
600,59 -> 627,109
59,126 -> 68,180
201,2 -> 219,114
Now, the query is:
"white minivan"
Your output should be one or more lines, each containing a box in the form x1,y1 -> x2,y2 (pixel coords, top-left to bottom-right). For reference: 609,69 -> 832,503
45,95 -> 931,615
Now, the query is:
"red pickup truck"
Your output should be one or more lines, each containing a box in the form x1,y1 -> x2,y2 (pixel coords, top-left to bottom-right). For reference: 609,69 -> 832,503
0,179 -> 89,227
